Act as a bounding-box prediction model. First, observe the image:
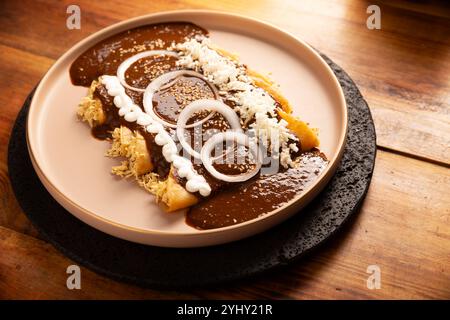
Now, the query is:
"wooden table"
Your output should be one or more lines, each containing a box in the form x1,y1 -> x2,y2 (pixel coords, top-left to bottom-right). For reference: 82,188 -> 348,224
0,0 -> 449,300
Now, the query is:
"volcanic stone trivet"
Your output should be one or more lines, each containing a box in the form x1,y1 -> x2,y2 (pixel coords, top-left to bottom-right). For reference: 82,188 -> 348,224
7,54 -> 376,288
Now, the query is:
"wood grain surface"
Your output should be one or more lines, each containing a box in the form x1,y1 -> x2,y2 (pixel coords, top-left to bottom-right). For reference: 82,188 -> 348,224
0,0 -> 449,299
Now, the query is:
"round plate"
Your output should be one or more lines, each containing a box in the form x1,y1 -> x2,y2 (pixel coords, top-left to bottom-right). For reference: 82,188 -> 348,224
26,10 -> 347,247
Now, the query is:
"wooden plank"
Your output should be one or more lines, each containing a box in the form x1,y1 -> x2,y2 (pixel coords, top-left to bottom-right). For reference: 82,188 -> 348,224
0,150 -> 448,299
0,44 -> 52,239
0,226 -> 201,299
378,0 -> 450,19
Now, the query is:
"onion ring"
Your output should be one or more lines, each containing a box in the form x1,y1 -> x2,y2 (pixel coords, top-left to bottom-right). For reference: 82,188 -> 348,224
201,131 -> 262,183
177,99 -> 243,159
117,50 -> 179,92
143,71 -> 220,128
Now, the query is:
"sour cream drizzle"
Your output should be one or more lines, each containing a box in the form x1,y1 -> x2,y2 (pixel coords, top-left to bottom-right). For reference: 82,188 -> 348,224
100,75 -> 212,197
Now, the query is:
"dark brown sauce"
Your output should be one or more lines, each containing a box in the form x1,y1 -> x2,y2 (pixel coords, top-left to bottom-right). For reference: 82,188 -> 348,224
186,151 -> 328,229
92,84 -> 139,139
70,22 -> 207,86
70,22 -> 329,230
153,75 -> 216,124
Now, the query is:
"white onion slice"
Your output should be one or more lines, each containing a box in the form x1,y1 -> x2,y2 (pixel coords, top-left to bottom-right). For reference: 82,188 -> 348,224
177,99 -> 243,159
143,71 -> 220,129
116,50 -> 178,92
201,132 -> 262,183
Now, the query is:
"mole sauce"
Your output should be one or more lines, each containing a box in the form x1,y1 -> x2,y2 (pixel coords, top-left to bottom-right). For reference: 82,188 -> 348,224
70,22 -> 328,230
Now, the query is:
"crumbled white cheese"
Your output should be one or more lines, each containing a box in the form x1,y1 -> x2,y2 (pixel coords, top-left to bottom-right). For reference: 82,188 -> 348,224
175,37 -> 297,168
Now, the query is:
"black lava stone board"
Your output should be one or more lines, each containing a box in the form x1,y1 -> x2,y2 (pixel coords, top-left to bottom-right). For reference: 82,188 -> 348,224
7,54 -> 376,288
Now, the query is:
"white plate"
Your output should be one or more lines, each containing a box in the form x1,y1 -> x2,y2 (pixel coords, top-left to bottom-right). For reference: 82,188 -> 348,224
27,10 -> 347,247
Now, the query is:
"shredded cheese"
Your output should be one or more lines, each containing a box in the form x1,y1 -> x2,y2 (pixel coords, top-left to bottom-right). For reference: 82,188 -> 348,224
175,37 -> 297,168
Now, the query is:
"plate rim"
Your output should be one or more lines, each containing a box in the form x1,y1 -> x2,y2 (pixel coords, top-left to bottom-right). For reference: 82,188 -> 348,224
26,9 -> 348,241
